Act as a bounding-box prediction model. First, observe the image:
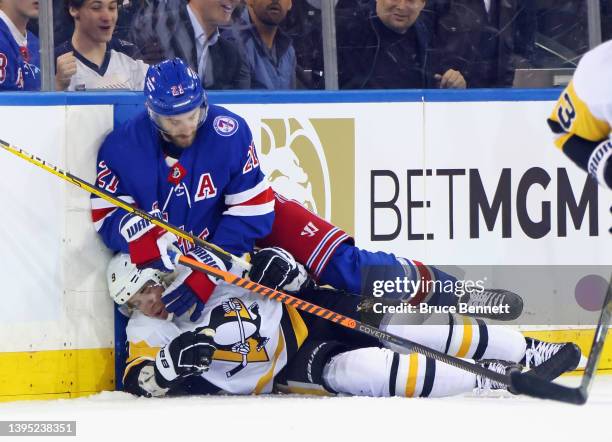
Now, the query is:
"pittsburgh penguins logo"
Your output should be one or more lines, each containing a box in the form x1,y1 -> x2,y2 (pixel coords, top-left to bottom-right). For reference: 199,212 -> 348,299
207,298 -> 270,378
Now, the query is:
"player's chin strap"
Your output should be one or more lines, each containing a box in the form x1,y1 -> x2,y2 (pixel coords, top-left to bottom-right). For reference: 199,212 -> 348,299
2,137 -> 609,405
0,138 -> 251,273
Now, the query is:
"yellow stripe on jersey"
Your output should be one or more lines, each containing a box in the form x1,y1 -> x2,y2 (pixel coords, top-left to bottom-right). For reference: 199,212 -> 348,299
254,328 -> 286,394
405,353 -> 419,397
456,316 -> 473,358
285,305 -> 308,348
549,80 -> 610,149
123,340 -> 159,382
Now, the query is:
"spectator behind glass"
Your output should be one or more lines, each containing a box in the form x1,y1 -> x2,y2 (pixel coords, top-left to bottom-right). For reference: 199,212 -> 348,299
337,0 -> 466,89
281,0 -> 325,89
282,0 -> 370,89
428,0 -> 535,88
128,0 -> 250,89
0,0 -> 41,91
55,0 -> 149,91
226,0 -> 296,89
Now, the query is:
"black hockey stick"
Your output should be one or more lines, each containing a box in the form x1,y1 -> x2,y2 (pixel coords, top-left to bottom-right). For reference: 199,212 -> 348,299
177,254 -> 577,393
510,272 -> 612,404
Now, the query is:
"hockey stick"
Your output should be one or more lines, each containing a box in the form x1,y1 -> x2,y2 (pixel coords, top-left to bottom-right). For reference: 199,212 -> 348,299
176,253 -> 522,387
226,299 -> 248,378
0,138 -> 251,271
0,138 -> 585,400
510,272 -> 612,405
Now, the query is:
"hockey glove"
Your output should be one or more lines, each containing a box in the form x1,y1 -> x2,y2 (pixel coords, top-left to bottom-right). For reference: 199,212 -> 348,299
587,138 -> 612,189
161,246 -> 227,321
154,327 -> 216,388
249,247 -> 310,292
120,211 -> 179,272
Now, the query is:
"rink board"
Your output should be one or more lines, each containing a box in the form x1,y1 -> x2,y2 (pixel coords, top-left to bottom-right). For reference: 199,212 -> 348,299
0,90 -> 610,401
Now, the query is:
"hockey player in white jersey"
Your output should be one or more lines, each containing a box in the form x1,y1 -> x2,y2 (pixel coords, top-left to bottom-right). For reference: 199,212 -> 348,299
55,0 -> 149,91
548,39 -> 612,189
107,249 -> 580,399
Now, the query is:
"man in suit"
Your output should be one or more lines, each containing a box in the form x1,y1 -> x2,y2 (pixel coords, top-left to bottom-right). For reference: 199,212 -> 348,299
128,0 -> 250,89
428,0 -> 535,88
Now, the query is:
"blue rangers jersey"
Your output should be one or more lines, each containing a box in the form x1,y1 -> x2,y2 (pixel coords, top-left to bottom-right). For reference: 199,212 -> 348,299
92,104 -> 275,257
0,12 -> 40,91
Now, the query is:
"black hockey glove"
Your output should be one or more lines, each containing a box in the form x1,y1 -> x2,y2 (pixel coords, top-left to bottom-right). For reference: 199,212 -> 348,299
249,247 -> 311,292
155,327 -> 216,388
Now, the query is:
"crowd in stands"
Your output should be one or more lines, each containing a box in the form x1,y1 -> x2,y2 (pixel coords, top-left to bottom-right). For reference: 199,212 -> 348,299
0,0 -> 605,91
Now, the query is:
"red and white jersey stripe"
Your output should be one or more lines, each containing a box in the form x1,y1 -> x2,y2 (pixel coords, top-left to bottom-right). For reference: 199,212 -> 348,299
223,180 -> 275,217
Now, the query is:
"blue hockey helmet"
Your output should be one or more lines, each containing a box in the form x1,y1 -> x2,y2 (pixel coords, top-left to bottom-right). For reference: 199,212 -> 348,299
144,58 -> 208,130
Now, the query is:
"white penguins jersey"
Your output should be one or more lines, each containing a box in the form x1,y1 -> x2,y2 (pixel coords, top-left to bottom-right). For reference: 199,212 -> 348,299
125,282 -> 307,395
55,39 -> 149,91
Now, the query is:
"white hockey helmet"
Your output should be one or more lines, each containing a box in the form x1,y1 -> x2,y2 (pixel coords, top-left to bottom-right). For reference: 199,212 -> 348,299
106,253 -> 165,305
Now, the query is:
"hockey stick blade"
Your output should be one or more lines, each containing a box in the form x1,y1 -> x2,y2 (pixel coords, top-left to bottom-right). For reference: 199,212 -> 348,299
510,371 -> 586,404
179,253 -> 611,403
512,272 -> 612,405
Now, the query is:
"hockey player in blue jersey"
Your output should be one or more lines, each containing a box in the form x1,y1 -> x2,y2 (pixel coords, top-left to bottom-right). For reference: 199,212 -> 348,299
0,0 -> 41,91
92,58 -> 522,323
93,58 -> 275,317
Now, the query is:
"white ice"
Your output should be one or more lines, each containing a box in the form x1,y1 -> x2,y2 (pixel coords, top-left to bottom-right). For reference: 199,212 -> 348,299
1,375 -> 610,442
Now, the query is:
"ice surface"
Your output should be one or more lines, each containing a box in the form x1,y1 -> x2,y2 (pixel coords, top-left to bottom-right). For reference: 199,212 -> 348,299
1,375 -> 610,442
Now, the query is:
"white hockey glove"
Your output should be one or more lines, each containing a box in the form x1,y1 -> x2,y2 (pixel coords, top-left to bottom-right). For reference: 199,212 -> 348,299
155,327 -> 216,388
248,247 -> 310,292
120,211 -> 179,272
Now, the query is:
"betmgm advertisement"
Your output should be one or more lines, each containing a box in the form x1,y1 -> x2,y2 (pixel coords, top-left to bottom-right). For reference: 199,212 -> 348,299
233,101 -> 612,332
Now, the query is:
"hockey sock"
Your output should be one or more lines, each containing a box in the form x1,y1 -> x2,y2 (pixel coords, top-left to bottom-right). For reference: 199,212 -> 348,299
382,313 -> 526,363
322,347 -> 476,398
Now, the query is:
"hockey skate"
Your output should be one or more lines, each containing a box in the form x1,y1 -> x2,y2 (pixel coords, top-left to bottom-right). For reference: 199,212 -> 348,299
455,288 -> 524,321
520,337 -> 581,380
475,359 -> 522,393
475,338 -> 581,395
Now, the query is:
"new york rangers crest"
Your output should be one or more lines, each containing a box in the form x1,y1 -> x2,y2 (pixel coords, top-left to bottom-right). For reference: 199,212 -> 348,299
213,116 -> 239,136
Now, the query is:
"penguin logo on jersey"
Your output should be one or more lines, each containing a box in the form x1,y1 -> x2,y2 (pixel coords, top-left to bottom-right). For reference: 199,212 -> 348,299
207,298 -> 270,377
213,116 -> 239,137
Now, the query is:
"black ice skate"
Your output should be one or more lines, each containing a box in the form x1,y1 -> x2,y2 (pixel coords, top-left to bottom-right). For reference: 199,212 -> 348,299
520,337 -> 581,381
455,288 -> 524,321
